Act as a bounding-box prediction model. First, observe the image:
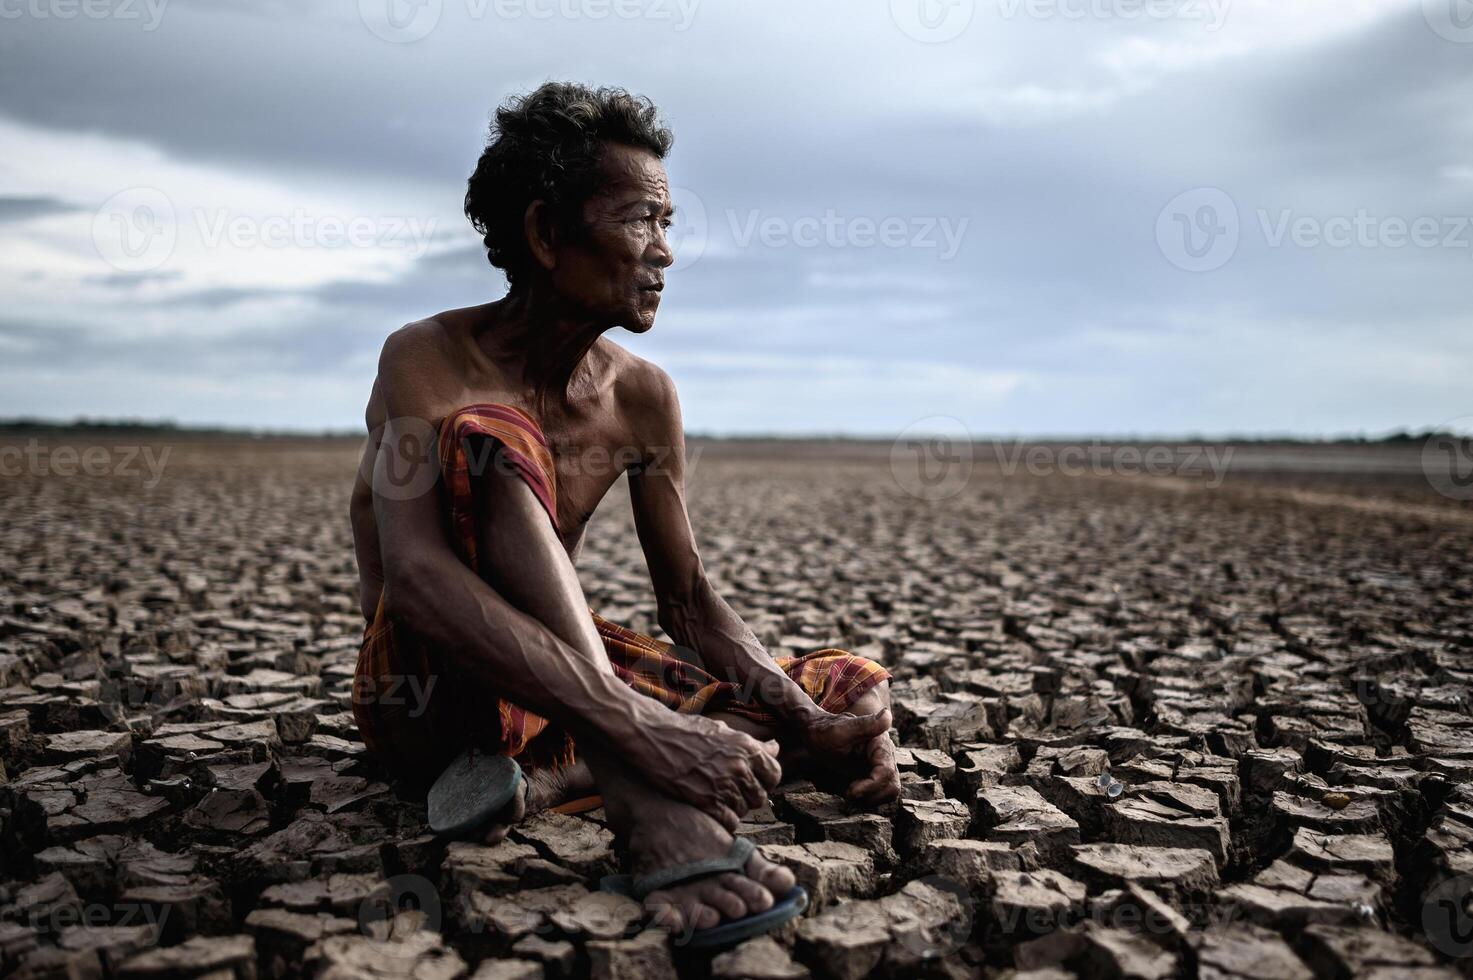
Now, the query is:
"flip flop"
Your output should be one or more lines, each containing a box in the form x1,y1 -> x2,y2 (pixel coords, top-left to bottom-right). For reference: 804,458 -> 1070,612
600,836 -> 809,949
426,750 -> 522,839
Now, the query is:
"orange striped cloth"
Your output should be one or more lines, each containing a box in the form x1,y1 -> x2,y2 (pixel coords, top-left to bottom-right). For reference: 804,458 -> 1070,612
353,403 -> 889,782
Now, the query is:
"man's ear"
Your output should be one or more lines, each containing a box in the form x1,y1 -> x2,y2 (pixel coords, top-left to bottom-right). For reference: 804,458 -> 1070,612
524,200 -> 557,272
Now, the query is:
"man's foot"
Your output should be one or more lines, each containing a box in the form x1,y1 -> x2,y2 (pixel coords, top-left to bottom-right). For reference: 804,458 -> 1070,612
622,791 -> 797,935
480,759 -> 594,844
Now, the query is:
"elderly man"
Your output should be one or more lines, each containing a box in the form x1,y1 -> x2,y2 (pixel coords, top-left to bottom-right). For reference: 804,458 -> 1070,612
350,82 -> 898,943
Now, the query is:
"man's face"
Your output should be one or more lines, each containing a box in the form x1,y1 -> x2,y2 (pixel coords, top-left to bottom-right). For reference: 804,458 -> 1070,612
547,142 -> 674,332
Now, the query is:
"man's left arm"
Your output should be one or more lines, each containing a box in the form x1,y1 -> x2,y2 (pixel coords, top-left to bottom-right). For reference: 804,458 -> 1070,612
624,367 -> 825,728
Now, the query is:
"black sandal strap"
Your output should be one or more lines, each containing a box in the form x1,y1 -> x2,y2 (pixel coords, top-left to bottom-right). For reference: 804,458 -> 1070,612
629,836 -> 755,898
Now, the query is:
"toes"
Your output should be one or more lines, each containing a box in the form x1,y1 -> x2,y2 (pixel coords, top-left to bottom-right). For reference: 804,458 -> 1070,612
694,875 -> 750,920
644,892 -> 687,933
747,853 -> 797,895
722,871 -> 774,913
645,892 -> 720,934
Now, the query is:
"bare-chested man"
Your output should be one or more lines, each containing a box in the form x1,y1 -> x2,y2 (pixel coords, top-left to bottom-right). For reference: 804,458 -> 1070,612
350,82 -> 899,941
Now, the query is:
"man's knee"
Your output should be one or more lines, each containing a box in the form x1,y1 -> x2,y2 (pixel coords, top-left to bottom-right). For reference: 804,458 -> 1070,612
845,678 -> 888,714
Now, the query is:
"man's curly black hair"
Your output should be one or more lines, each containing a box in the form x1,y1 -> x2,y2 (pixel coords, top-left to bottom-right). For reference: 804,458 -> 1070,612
465,82 -> 674,288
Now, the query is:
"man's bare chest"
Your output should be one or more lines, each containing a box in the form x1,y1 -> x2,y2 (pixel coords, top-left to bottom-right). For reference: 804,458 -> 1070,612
540,420 -> 640,542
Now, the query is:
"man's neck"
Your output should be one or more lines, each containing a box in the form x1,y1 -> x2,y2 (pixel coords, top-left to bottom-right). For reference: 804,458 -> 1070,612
481,284 -> 608,409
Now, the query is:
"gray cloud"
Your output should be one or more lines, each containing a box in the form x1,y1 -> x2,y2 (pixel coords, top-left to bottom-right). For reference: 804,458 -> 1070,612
0,194 -> 80,222
1,1 -> 1468,435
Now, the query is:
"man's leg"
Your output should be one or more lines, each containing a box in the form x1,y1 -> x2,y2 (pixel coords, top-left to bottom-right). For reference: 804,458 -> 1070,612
468,442 -> 796,932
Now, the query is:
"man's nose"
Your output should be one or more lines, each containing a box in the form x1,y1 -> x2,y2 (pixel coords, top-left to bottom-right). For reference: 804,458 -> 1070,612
649,227 -> 675,269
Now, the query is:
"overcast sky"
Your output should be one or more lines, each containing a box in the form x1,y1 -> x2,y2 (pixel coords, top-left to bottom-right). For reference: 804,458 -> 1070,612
1,0 -> 1469,436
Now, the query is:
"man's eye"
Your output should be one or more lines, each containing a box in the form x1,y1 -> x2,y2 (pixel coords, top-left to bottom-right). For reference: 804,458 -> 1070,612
659,218 -> 673,230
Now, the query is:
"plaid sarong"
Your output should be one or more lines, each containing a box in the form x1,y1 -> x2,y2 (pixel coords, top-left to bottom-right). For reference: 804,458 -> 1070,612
353,404 -> 889,782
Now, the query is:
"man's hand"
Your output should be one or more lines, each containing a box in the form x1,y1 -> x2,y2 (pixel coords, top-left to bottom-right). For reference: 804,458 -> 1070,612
627,712 -> 783,831
799,708 -> 901,804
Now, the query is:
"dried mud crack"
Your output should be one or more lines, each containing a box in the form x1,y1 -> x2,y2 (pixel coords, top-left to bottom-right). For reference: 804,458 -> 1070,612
1,437 -> 1471,979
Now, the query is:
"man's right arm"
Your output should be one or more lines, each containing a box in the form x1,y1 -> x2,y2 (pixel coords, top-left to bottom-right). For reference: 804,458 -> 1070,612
367,328 -> 778,826
369,327 -> 650,730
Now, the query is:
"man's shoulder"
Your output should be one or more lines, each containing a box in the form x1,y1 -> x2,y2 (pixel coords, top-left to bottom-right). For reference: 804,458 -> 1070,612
598,339 -> 676,408
379,315 -> 460,369
368,315 -> 467,426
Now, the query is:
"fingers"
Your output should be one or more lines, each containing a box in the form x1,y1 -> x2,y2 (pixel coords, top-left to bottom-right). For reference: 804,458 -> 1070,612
846,765 -> 901,803
710,801 -> 741,833
845,736 -> 901,803
739,764 -> 768,812
750,742 -> 783,791
833,708 -> 892,740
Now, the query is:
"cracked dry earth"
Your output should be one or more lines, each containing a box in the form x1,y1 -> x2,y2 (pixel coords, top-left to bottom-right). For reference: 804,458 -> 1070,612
2,436 -> 1472,980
